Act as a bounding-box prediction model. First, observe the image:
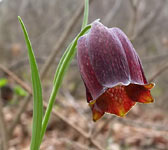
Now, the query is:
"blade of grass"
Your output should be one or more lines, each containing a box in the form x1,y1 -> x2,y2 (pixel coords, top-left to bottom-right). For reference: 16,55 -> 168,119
53,43 -> 72,84
41,0 -> 90,144
18,16 -> 43,150
40,25 -> 91,143
81,0 -> 89,29
53,0 -> 89,84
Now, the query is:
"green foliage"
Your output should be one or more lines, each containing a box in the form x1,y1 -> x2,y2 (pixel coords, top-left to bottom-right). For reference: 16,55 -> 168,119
14,85 -> 28,97
40,0 -> 90,143
81,0 -> 89,29
53,0 -> 89,85
41,24 -> 91,143
18,16 -> 43,150
18,0 -> 90,149
0,78 -> 8,87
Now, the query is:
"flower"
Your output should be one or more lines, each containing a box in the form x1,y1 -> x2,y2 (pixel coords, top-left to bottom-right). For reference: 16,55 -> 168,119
77,21 -> 154,121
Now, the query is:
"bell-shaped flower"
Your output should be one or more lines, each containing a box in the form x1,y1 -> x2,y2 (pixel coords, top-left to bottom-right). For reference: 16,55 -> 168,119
77,21 -> 154,121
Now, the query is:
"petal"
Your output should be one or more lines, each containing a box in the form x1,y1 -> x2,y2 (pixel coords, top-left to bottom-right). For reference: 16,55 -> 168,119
89,100 -> 105,122
111,28 -> 147,84
85,83 -> 93,102
77,35 -> 105,101
90,85 -> 136,121
87,21 -> 131,88
125,83 -> 154,103
90,83 -> 154,121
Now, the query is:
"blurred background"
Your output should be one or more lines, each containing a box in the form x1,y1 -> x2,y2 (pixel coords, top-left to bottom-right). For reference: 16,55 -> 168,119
0,0 -> 168,150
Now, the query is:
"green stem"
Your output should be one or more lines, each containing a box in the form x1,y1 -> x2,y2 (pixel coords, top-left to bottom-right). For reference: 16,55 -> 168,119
82,0 -> 89,30
53,43 -> 72,84
53,0 -> 89,84
40,25 -> 91,143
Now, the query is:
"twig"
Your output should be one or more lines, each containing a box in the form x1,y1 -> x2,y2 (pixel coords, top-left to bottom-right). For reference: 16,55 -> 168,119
62,89 -> 85,115
129,0 -> 141,11
49,103 -> 104,150
102,0 -> 122,26
0,64 -> 32,94
128,0 -> 140,37
142,53 -> 168,64
117,117 -> 168,132
132,0 -> 166,40
87,122 -> 105,150
9,57 -> 45,71
8,57 -> 76,71
8,95 -> 31,136
93,117 -> 113,138
149,63 -> 168,82
40,0 -> 93,79
0,64 -> 104,150
89,138 -> 105,150
0,64 -> 32,136
58,138 -> 97,150
0,99 -> 8,150
32,11 -> 70,45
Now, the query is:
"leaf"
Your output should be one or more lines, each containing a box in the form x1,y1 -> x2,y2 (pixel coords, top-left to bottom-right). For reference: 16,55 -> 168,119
40,0 -> 91,144
53,0 -> 89,84
18,16 -> 43,150
81,0 -> 89,29
53,43 -> 72,84
14,85 -> 28,97
0,78 -> 8,87
40,25 -> 91,143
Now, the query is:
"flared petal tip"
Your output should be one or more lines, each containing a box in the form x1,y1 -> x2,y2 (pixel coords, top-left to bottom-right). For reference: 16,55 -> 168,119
89,83 -> 154,122
91,105 -> 129,122
144,82 -> 155,90
89,100 -> 104,122
117,108 -> 127,117
137,83 -> 155,103
92,111 -> 104,122
125,83 -> 154,103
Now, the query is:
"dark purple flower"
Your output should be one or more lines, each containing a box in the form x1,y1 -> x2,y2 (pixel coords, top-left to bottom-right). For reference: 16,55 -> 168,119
77,21 -> 154,121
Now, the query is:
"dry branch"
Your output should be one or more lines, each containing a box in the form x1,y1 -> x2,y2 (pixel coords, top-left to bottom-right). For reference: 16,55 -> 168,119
8,57 -> 76,71
128,0 -> 141,37
40,0 -> 93,79
142,53 -> 168,64
149,63 -> 168,82
117,117 -> 168,132
102,0 -> 122,26
0,99 -> 8,150
132,0 -> 166,40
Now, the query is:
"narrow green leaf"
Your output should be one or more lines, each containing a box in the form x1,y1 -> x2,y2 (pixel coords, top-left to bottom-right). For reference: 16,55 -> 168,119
53,42 -> 72,84
53,0 -> 89,85
40,0 -> 90,144
81,0 -> 89,29
53,0 -> 89,84
18,16 -> 43,150
40,25 -> 91,143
